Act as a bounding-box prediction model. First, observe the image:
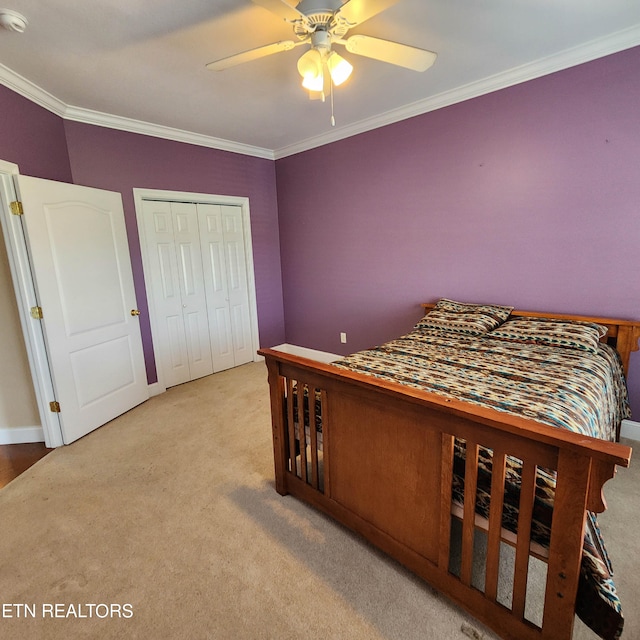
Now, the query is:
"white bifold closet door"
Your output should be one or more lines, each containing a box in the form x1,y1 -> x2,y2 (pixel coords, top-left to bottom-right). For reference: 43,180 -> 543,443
198,203 -> 253,372
142,200 -> 252,388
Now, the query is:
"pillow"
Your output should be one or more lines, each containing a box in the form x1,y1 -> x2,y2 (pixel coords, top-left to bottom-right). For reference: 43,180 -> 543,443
415,298 -> 513,337
486,317 -> 608,354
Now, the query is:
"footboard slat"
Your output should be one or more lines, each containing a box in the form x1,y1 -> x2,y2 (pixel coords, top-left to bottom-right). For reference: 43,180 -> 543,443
461,440 -> 480,587
320,389 -> 330,496
485,448 -> 507,602
308,385 -> 319,490
513,459 -> 537,619
439,434 -> 455,571
286,378 -> 296,476
298,384 -> 309,482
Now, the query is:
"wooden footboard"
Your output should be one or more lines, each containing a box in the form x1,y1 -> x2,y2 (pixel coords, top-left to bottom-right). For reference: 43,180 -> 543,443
259,347 -> 632,640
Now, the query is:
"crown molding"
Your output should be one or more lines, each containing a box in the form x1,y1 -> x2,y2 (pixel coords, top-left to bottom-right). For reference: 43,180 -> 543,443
0,62 -> 67,116
0,63 -> 274,160
273,25 -> 640,159
1,23 -> 639,162
62,105 -> 275,160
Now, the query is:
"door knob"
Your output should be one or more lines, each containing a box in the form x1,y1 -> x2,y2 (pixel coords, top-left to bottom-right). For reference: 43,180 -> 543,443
130,309 -> 141,316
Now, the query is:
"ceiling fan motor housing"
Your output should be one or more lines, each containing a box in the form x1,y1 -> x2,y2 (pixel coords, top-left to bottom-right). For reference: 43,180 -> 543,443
310,29 -> 331,50
293,0 -> 351,39
297,0 -> 345,14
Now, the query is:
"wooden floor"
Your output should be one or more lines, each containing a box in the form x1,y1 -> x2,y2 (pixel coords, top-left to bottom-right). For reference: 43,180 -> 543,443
0,442 -> 51,489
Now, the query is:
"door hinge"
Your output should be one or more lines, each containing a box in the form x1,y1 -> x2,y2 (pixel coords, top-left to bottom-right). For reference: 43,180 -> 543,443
10,201 -> 24,215
30,306 -> 43,319
49,401 -> 61,413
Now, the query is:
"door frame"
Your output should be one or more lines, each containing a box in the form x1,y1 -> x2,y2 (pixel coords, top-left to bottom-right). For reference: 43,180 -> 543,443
0,159 -> 63,447
133,188 -> 261,393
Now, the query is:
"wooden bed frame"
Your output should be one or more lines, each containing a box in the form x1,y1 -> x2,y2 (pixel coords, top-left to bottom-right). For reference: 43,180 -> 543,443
259,306 -> 640,640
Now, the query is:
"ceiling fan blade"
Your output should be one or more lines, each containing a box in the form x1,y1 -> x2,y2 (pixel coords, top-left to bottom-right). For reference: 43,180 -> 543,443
344,34 -> 437,71
206,40 -> 297,71
252,0 -> 309,24
335,0 -> 400,27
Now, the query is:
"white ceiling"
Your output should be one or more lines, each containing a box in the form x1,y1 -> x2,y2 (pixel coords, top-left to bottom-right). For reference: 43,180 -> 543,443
0,0 -> 639,159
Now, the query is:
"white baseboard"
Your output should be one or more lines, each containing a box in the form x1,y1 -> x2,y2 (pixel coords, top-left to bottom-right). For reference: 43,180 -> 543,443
620,419 -> 640,442
0,425 -> 45,445
271,343 -> 342,363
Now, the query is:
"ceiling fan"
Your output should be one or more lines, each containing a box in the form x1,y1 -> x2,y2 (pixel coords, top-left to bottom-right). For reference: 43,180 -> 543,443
206,0 -> 437,102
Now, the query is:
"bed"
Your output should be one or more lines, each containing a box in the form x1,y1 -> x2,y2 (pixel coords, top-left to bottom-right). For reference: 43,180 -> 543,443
258,300 -> 639,640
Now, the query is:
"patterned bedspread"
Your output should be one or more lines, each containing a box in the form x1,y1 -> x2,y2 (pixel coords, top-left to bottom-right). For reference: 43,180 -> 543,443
333,329 -> 629,440
331,329 -> 631,640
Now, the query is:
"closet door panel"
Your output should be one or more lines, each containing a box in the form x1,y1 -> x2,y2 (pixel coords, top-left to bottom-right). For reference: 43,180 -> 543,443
198,204 -> 235,372
170,202 -> 213,381
221,206 -> 252,366
142,201 -> 190,387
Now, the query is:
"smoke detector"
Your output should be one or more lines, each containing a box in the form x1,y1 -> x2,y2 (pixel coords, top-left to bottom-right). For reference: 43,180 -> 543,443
0,9 -> 28,33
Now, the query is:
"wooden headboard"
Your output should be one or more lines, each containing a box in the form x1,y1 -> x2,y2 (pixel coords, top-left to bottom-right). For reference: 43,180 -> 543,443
421,303 -> 640,376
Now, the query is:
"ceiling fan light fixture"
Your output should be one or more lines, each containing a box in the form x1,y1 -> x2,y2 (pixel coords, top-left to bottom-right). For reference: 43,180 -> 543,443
297,48 -> 324,91
302,70 -> 324,92
207,0 -> 438,118
326,51 -> 353,86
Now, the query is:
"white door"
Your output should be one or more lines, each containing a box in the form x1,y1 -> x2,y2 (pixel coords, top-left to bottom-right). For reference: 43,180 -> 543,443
140,197 -> 255,385
141,200 -> 213,388
199,204 -> 253,371
15,176 -> 149,444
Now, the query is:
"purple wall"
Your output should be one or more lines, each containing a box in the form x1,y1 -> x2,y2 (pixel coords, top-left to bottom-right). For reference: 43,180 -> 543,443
275,46 -> 640,416
0,85 -> 72,182
1,45 -> 639,416
63,123 -> 285,382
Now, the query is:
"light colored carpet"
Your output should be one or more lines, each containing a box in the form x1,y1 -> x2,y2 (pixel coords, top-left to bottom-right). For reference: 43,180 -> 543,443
0,362 -> 637,639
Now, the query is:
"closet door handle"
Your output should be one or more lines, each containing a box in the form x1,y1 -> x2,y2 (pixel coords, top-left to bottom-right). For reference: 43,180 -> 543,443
130,309 -> 141,316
